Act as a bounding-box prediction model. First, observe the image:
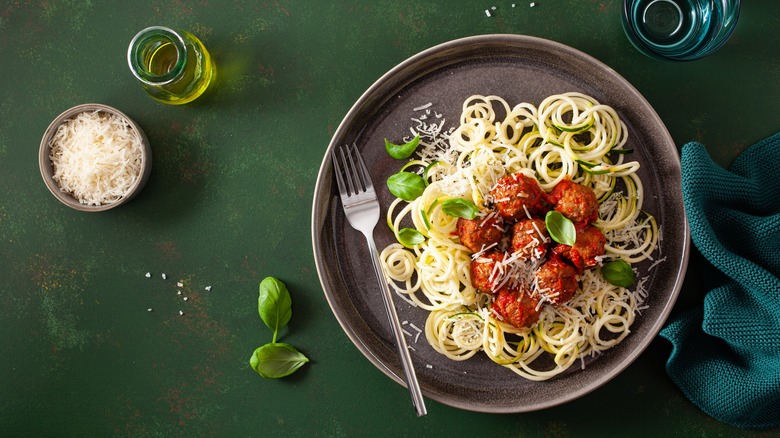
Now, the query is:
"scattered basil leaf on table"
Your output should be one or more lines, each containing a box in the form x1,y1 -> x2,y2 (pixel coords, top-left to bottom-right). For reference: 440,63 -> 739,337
250,343 -> 310,379
441,198 -> 480,220
398,227 -> 426,246
258,276 -> 292,342
601,260 -> 636,287
250,276 -> 309,379
545,210 -> 577,246
384,134 -> 420,159
387,171 -> 426,201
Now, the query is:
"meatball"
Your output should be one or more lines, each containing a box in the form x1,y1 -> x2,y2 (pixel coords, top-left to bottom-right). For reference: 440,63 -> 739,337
470,250 -> 505,293
490,173 -> 548,221
535,258 -> 579,305
549,178 -> 599,225
511,218 -> 550,261
553,225 -> 607,271
457,211 -> 505,253
492,287 -> 541,329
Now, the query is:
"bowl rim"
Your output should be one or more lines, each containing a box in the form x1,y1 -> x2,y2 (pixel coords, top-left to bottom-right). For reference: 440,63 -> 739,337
38,103 -> 152,212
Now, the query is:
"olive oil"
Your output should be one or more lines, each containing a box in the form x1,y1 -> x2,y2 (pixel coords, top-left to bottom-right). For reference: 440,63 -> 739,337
128,27 -> 215,104
147,42 -> 179,76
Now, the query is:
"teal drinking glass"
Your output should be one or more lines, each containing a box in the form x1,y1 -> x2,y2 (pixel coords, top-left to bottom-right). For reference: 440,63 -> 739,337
622,0 -> 740,61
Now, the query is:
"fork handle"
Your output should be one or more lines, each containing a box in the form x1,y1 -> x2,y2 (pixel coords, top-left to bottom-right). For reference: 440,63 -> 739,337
364,233 -> 428,417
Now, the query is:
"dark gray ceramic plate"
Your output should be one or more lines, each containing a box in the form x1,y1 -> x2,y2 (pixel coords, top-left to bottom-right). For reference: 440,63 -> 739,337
311,34 -> 690,413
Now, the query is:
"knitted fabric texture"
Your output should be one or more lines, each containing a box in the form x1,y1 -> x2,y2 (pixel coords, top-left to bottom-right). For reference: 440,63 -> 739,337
659,134 -> 780,430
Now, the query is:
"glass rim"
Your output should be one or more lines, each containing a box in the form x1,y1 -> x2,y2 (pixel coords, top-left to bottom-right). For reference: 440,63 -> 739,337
127,26 -> 187,85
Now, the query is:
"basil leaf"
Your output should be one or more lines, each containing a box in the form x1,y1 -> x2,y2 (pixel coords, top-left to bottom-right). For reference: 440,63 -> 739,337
441,198 -> 479,220
398,228 -> 425,246
387,171 -> 426,201
249,343 -> 309,379
258,277 -> 292,338
601,260 -> 635,288
384,134 -> 420,159
545,211 -> 577,246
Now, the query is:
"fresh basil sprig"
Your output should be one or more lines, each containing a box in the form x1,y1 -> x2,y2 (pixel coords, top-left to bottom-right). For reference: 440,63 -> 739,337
441,198 -> 479,220
387,171 -> 426,201
385,134 -> 420,159
250,277 -> 309,379
398,227 -> 425,246
545,210 -> 577,246
601,260 -> 635,287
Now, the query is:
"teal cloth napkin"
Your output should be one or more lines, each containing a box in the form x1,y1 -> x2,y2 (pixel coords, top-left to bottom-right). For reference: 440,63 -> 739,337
659,134 -> 780,430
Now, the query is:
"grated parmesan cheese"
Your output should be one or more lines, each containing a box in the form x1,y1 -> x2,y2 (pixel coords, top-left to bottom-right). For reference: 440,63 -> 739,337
48,111 -> 144,206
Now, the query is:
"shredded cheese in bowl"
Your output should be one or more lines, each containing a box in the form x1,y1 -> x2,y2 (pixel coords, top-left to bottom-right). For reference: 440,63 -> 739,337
39,104 -> 150,211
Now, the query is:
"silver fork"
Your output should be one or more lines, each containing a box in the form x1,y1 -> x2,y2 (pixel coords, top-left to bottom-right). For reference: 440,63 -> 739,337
331,143 -> 427,417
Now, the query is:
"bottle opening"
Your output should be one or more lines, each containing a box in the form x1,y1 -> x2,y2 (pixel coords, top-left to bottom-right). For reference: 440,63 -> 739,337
128,26 -> 187,85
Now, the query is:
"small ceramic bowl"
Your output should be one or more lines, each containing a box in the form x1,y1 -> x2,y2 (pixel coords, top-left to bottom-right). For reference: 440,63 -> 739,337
39,103 -> 152,212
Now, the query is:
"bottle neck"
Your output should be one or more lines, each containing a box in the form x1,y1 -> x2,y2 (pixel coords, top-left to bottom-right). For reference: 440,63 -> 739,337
127,26 -> 187,86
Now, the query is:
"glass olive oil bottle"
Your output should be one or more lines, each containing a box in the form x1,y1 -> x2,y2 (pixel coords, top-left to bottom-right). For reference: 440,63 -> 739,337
127,26 -> 215,104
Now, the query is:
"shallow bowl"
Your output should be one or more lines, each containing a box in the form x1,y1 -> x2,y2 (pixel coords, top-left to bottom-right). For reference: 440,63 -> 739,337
311,34 -> 690,413
38,103 -> 152,212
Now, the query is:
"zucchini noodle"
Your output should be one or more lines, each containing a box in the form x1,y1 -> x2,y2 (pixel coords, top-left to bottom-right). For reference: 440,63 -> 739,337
379,92 -> 660,380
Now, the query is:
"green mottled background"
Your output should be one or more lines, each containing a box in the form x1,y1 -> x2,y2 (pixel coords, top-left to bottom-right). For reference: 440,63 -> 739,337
1,1 -> 778,436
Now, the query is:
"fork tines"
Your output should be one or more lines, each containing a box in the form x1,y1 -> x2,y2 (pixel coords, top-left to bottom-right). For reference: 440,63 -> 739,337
331,143 -> 373,196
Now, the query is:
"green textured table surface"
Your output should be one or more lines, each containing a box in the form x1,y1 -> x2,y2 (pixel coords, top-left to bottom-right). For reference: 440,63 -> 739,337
1,1 -> 779,436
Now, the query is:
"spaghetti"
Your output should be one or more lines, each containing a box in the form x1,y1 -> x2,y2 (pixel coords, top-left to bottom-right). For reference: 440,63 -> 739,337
380,92 -> 660,380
